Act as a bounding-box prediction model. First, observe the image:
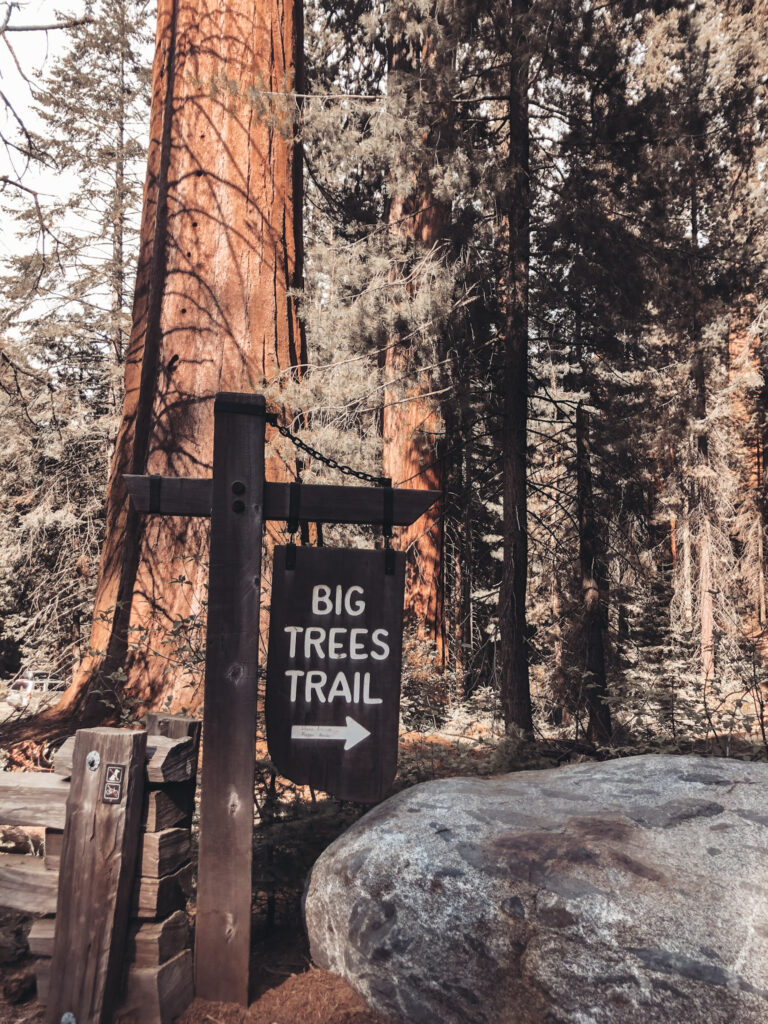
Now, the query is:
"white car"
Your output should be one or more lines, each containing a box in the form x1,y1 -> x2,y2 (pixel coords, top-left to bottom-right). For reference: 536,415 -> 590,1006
6,670 -> 68,710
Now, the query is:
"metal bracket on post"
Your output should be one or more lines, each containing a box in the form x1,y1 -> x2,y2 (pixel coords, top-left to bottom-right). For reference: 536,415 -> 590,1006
381,479 -> 395,575
148,474 -> 162,514
286,481 -> 301,570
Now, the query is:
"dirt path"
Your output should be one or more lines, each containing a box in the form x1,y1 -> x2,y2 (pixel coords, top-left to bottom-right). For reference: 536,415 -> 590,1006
180,969 -> 393,1024
0,912 -> 394,1024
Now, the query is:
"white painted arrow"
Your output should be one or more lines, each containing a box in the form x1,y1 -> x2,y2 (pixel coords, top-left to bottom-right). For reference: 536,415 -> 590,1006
291,717 -> 371,751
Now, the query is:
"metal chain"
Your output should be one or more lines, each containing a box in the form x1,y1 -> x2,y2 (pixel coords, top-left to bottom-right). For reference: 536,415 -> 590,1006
272,420 -> 391,487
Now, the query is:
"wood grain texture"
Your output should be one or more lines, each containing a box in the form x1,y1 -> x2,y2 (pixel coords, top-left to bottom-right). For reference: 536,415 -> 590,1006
263,482 -> 441,528
55,726 -> 199,782
44,828 -> 63,871
52,736 -> 75,778
46,728 -> 146,1024
195,394 -> 264,1004
145,713 -> 201,749
0,773 -> 69,829
116,948 -> 193,1024
137,827 -> 190,878
0,824 -> 42,856
145,735 -> 195,783
0,852 -> 58,914
127,910 -> 189,968
28,918 -> 56,957
133,861 -> 193,920
123,475 -> 212,516
142,784 -> 194,832
36,958 -> 51,1005
125,476 -> 440,526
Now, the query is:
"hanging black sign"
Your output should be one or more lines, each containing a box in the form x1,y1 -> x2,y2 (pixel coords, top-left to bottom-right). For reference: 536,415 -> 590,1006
266,545 -> 406,802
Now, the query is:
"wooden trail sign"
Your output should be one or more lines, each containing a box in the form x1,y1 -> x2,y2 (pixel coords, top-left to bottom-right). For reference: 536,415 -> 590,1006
125,391 -> 438,1005
267,545 -> 406,803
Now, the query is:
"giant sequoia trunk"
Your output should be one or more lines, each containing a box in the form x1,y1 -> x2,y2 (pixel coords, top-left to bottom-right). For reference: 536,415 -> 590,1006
62,0 -> 304,717
498,0 -> 533,734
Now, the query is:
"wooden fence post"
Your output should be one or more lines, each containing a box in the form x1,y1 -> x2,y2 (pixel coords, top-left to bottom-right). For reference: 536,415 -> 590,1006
195,392 -> 266,1004
46,728 -> 147,1024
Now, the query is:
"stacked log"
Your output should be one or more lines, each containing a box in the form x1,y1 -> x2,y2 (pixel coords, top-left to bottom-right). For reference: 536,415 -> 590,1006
6,743 -> 72,1002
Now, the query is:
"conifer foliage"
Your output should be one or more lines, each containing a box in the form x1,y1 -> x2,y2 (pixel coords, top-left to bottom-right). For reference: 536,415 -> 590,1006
2,0 -> 768,756
0,0 -> 151,679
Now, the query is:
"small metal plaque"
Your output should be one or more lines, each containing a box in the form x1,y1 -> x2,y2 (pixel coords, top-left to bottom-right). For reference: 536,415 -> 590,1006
102,763 -> 126,804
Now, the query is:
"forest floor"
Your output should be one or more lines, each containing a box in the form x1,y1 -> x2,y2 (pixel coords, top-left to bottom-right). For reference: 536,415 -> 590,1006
0,921 -> 394,1024
2,722 -> 767,1023
0,923 -> 395,1024
176,920 -> 395,1024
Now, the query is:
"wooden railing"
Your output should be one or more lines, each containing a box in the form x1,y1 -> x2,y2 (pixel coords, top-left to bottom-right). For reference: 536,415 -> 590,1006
0,713 -> 200,1023
0,767 -> 67,916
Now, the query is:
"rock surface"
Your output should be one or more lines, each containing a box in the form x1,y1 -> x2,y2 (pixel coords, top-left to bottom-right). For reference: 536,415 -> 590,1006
304,754 -> 768,1024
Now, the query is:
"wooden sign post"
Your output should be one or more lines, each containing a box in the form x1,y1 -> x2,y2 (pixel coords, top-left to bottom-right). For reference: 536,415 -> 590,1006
125,392 -> 438,1005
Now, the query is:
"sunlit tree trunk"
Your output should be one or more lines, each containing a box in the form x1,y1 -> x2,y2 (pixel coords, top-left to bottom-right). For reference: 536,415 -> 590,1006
62,0 -> 304,717
382,272 -> 445,654
382,7 -> 448,658
110,1 -> 127,370
670,514 -> 677,569
681,495 -> 693,631
728,299 -> 765,633
699,514 -> 715,687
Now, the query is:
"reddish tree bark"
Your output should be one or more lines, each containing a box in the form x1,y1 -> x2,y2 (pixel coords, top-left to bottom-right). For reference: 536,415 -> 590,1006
382,198 -> 445,655
60,0 -> 305,718
382,11 -> 448,657
728,299 -> 766,636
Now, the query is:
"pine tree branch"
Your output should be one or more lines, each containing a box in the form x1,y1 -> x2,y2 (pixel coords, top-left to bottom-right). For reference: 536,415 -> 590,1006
1,18 -> 94,34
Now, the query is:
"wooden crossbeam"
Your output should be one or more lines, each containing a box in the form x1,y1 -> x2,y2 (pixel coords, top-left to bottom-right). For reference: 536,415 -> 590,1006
124,475 -> 440,526
0,772 -> 70,829
0,853 -> 59,914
